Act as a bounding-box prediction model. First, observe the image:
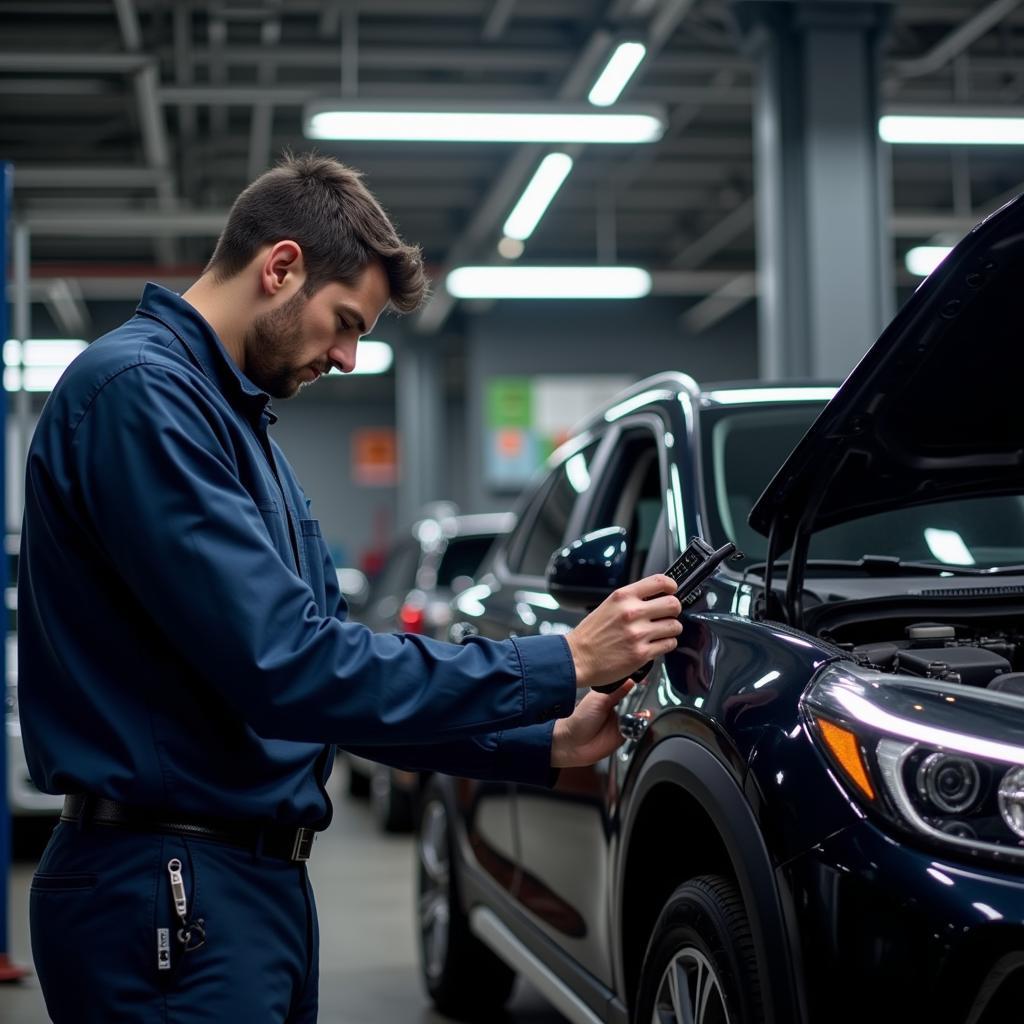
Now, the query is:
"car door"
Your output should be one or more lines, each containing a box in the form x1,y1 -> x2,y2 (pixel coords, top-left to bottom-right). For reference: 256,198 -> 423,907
512,419 -> 669,989
451,437 -> 603,897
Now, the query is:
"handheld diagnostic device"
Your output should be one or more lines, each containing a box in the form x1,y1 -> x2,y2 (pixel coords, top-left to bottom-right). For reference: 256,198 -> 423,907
592,537 -> 739,693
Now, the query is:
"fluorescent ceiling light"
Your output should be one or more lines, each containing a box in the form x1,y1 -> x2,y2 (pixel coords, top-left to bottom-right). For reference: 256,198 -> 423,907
905,245 -> 952,277
305,101 -> 665,144
706,387 -> 837,404
924,528 -> 975,566
588,41 -> 647,107
502,153 -> 573,241
497,236 -> 525,260
446,266 -> 651,300
4,338 -> 88,392
880,115 -> 1024,145
327,339 -> 393,376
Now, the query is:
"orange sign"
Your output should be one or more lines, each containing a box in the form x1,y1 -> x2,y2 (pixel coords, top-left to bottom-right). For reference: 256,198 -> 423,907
352,428 -> 398,486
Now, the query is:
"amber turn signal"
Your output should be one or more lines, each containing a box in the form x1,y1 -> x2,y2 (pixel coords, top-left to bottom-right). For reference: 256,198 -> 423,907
816,718 -> 876,801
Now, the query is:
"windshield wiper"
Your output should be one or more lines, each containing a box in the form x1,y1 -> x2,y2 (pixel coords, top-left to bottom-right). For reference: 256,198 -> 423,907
741,555 -> 1024,579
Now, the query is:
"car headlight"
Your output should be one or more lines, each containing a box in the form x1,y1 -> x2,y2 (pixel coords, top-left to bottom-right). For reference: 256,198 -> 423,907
803,662 -> 1024,864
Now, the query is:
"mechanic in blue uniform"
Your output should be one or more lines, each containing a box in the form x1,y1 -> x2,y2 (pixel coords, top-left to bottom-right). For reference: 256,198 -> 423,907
18,153 -> 683,1023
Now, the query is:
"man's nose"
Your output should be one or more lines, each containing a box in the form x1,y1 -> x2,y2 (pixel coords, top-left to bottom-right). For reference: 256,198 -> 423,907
328,343 -> 356,373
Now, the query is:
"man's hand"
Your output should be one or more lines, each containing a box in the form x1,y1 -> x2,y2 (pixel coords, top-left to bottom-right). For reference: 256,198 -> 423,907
565,574 -> 682,687
551,682 -> 635,768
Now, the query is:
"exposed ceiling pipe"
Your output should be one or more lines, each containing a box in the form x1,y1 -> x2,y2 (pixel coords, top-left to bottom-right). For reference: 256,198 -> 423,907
483,0 -> 517,40
113,0 -> 178,265
669,197 -> 755,269
679,272 -> 756,334
890,0 -> 1023,79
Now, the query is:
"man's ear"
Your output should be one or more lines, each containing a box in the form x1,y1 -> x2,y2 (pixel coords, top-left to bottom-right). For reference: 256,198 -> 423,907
258,241 -> 305,297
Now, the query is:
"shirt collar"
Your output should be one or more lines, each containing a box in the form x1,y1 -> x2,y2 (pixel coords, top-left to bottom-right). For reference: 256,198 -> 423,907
135,282 -> 278,425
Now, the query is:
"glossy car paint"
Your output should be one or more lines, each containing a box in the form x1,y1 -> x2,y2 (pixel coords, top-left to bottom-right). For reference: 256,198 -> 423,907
437,373 -> 1024,1023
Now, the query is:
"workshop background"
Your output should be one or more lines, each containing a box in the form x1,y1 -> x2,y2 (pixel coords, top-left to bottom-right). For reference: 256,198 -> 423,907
2,1 -> 1023,1021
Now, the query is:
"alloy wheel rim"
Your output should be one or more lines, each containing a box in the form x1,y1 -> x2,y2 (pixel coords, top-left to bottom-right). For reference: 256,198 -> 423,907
418,799 -> 451,981
652,946 -> 730,1024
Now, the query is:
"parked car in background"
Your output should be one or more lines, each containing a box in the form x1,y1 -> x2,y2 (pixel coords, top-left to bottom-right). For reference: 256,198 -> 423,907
415,196 -> 1024,1024
346,505 -> 514,831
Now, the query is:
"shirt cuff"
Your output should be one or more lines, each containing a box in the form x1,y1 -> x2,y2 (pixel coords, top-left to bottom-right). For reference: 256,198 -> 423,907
510,634 -> 578,724
494,722 -> 560,789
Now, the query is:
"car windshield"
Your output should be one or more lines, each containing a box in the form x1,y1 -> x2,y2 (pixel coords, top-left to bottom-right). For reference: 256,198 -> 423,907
702,403 -> 1024,571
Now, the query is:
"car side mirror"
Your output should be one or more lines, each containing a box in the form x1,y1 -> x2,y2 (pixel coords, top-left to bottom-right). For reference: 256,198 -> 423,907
546,527 -> 632,611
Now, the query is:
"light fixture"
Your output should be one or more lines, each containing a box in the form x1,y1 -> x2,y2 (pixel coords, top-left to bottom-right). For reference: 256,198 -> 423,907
588,41 -> 647,107
4,338 -> 88,392
446,266 -> 651,300
327,339 -> 393,376
502,153 -> 574,241
880,114 -> 1024,145
304,100 -> 665,144
905,245 -> 952,277
497,236 -> 525,260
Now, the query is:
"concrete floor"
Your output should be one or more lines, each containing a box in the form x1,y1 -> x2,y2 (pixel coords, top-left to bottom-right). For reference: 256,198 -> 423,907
0,766 -> 567,1024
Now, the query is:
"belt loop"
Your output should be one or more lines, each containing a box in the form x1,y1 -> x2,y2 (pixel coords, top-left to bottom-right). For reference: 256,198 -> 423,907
77,794 -> 93,833
252,827 -> 265,863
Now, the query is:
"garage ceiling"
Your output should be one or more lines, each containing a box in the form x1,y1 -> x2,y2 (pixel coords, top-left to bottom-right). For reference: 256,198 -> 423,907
2,0 -> 1024,332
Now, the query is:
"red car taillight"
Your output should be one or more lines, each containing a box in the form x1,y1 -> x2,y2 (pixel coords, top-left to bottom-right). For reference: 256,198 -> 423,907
399,603 -> 426,633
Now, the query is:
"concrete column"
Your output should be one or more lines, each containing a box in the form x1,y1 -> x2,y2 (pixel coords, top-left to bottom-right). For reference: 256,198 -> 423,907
733,0 -> 894,380
395,336 -> 445,527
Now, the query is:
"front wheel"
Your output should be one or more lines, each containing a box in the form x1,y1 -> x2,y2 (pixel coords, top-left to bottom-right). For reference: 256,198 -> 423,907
636,874 -> 763,1024
415,780 -> 516,1020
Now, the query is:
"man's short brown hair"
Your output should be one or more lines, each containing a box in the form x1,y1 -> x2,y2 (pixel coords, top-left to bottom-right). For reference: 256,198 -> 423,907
205,152 -> 427,313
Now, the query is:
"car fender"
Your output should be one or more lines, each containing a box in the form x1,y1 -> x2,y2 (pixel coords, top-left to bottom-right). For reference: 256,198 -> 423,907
615,736 -> 807,1024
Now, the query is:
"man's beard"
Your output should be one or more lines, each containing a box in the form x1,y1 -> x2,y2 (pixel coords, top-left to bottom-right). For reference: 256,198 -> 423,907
242,290 -> 311,399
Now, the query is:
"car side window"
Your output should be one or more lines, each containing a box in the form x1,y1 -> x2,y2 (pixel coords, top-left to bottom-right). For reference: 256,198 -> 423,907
584,429 -> 665,581
507,441 -> 600,578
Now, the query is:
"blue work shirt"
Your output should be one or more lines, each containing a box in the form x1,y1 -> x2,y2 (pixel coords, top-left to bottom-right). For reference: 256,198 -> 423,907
18,284 -> 577,828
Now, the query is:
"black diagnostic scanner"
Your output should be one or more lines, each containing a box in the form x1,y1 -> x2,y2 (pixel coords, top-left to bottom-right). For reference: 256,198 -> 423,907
592,537 -> 739,694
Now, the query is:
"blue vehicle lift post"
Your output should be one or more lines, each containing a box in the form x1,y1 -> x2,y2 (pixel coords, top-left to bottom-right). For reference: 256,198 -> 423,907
0,160 -> 29,983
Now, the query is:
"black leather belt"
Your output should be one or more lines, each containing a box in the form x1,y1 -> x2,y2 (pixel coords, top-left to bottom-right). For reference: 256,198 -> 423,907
61,795 -> 318,863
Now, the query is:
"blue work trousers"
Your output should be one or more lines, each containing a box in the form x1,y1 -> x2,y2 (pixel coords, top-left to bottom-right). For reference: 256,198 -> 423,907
30,821 -> 319,1022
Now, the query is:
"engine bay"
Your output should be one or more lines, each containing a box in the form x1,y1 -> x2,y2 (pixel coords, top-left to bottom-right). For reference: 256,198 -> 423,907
840,622 -> 1024,694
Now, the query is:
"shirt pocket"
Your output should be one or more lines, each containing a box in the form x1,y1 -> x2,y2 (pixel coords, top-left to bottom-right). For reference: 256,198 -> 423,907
298,518 -> 327,616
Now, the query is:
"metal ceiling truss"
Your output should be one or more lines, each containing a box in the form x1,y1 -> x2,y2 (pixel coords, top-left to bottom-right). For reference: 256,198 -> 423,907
1,0 -> 1024,330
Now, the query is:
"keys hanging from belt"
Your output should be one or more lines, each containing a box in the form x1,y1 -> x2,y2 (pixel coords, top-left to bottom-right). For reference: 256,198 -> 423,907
167,858 -> 206,952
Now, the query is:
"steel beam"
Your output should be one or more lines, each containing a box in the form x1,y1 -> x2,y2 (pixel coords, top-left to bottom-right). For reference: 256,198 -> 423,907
891,0 -> 1023,79
734,0 -> 894,380
483,0 -> 517,40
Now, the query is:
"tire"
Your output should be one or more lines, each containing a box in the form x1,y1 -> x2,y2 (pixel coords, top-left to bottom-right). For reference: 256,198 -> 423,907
636,874 -> 764,1024
372,766 -> 415,833
416,780 -> 516,1020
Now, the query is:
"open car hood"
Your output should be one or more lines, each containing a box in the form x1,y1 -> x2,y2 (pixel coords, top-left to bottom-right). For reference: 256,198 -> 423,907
749,192 -> 1024,552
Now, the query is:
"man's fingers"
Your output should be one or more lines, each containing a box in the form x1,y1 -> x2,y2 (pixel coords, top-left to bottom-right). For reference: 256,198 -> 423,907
640,595 -> 683,620
628,574 -> 677,599
597,680 -> 635,705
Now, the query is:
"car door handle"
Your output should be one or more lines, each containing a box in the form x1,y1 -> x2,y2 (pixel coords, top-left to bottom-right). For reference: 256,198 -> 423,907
619,710 -> 651,741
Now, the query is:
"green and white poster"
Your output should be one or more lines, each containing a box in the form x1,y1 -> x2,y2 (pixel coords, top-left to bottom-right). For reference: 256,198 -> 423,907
485,374 -> 633,490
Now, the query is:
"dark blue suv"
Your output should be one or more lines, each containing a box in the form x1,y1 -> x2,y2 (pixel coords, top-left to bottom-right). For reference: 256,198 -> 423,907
414,196 -> 1024,1023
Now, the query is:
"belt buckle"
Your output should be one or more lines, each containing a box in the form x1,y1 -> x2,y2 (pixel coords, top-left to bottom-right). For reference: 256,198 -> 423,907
290,827 -> 315,862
